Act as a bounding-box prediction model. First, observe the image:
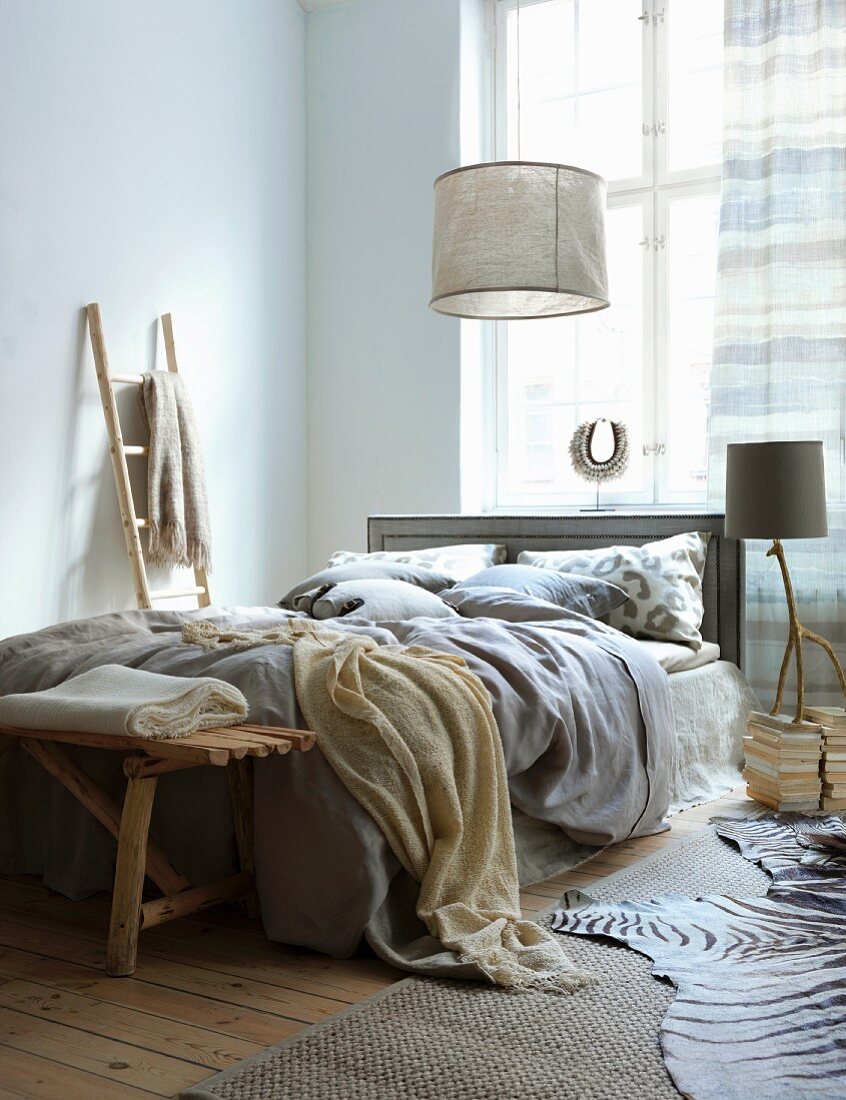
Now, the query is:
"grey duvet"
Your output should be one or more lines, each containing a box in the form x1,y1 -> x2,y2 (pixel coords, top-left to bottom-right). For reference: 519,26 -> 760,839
0,605 -> 674,977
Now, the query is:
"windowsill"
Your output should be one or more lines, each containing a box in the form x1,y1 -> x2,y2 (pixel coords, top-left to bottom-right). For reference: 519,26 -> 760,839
484,502 -> 717,516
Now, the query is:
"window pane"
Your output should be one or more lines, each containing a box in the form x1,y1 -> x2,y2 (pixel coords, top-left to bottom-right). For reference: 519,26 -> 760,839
577,86 -> 643,182
666,191 -> 720,495
506,0 -> 644,182
667,2 -> 724,172
501,202 -> 647,500
510,0 -> 575,103
519,98 -> 577,166
578,0 -> 641,89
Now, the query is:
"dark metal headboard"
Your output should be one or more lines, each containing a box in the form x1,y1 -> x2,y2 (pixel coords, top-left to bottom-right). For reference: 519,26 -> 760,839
368,513 -> 744,669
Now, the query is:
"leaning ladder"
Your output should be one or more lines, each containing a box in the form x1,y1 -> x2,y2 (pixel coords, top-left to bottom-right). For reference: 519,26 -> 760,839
87,301 -> 212,610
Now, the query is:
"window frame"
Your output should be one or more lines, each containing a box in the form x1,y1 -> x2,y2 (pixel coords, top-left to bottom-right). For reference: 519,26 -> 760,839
489,0 -> 722,511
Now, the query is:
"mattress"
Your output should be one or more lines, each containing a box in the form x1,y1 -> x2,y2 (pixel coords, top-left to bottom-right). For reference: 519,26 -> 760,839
634,639 -> 751,814
669,659 -> 757,813
638,639 -> 721,674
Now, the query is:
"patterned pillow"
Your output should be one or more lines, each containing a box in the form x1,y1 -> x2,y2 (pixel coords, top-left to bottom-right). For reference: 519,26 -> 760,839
326,544 -> 507,583
518,532 -> 711,648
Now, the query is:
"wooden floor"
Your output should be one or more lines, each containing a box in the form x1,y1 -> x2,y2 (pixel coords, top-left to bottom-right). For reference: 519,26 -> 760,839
0,787 -> 752,1099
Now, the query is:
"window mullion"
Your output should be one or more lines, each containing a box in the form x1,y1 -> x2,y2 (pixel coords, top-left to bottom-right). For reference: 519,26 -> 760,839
653,0 -> 669,186
653,191 -> 669,503
642,0 -> 656,189
652,0 -> 669,504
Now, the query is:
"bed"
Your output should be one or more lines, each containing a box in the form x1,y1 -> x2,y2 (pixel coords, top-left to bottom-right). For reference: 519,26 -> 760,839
367,512 -> 755,818
0,511 -> 754,976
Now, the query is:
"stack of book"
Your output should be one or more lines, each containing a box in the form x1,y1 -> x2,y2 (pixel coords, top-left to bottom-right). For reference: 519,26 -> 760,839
804,706 -> 846,811
742,710 -> 823,811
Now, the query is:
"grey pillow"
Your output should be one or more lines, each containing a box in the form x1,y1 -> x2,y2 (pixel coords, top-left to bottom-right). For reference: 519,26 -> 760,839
311,579 -> 459,622
279,561 -> 456,610
456,564 -> 629,619
442,586 -> 576,623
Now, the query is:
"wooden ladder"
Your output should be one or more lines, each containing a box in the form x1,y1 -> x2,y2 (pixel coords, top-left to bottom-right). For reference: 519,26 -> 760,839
87,302 -> 212,610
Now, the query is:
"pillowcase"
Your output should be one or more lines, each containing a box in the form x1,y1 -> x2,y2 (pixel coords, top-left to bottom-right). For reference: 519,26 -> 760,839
456,563 -> 628,619
518,531 -> 710,648
442,586 -> 575,624
278,561 -> 456,610
326,543 -> 507,582
310,579 -> 459,622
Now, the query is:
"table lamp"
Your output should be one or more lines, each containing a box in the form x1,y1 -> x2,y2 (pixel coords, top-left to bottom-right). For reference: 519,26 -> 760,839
725,440 -> 846,723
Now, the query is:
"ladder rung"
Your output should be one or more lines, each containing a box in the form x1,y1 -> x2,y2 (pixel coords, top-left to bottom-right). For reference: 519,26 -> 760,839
124,446 -> 149,456
149,586 -> 208,600
110,373 -> 144,385
135,518 -> 151,529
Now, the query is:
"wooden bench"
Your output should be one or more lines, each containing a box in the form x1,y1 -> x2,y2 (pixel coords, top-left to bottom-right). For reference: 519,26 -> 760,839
0,723 -> 315,976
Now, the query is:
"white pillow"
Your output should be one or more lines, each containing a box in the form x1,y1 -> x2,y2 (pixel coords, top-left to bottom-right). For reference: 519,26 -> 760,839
518,532 -> 710,648
326,544 -> 507,582
311,579 -> 458,622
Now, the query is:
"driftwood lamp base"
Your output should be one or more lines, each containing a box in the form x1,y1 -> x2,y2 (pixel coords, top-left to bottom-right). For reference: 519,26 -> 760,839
768,538 -> 846,724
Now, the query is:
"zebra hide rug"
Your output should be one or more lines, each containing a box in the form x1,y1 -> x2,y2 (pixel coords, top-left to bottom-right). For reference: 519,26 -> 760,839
552,814 -> 846,1100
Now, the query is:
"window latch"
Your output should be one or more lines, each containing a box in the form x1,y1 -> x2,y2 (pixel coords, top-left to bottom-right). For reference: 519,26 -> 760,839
642,121 -> 666,137
643,443 -> 667,457
638,9 -> 664,25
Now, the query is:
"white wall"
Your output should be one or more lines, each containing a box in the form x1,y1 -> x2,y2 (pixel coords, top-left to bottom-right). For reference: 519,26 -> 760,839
0,0 -> 307,639
305,0 -> 470,567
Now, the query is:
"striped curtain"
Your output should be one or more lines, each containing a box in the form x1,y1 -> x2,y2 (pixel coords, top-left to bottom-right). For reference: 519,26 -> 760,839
707,0 -> 846,706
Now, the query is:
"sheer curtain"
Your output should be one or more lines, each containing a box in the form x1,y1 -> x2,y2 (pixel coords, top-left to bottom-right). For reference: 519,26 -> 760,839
707,0 -> 846,705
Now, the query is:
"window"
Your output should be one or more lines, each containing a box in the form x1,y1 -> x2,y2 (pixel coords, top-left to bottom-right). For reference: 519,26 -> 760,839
492,0 -> 723,507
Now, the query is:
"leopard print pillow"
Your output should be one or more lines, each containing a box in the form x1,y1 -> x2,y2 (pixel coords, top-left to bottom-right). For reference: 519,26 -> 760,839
518,532 -> 710,648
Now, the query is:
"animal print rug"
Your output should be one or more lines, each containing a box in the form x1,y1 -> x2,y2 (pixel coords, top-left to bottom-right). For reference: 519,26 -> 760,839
553,814 -> 846,1100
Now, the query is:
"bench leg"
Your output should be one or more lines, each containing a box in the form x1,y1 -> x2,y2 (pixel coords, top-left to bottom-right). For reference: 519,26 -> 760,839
227,758 -> 259,919
107,775 -> 157,976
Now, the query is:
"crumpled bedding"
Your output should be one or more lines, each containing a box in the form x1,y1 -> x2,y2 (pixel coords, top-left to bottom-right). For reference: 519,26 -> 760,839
0,604 -> 675,975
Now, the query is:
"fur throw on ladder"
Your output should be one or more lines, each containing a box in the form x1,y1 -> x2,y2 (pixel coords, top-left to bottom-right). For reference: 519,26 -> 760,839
140,371 -> 212,572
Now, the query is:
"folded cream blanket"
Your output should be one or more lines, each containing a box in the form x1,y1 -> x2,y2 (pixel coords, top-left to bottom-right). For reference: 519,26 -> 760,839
140,370 -> 212,571
0,664 -> 247,739
183,619 -> 590,993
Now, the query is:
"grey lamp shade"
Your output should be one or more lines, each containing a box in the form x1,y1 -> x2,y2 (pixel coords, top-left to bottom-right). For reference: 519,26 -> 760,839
725,441 -> 828,540
429,161 -> 609,320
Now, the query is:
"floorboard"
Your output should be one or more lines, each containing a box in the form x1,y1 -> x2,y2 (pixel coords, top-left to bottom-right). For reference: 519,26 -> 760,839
0,786 -> 753,1098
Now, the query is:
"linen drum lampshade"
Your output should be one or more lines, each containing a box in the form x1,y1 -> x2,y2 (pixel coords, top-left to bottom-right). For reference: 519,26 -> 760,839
724,440 -> 828,540
429,161 -> 609,320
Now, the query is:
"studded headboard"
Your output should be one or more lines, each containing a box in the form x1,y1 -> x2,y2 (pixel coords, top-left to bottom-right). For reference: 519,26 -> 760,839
368,513 -> 744,669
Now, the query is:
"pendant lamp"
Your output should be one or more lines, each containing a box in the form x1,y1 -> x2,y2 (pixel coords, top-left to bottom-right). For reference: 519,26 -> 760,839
429,160 -> 609,320
429,0 -> 608,321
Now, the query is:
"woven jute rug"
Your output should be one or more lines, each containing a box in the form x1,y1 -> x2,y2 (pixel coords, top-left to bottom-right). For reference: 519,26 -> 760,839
183,825 -> 768,1100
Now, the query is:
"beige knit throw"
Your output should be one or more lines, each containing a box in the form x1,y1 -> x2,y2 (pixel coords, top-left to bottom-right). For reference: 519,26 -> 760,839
182,619 -> 592,993
140,371 -> 212,571
0,663 -> 247,739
